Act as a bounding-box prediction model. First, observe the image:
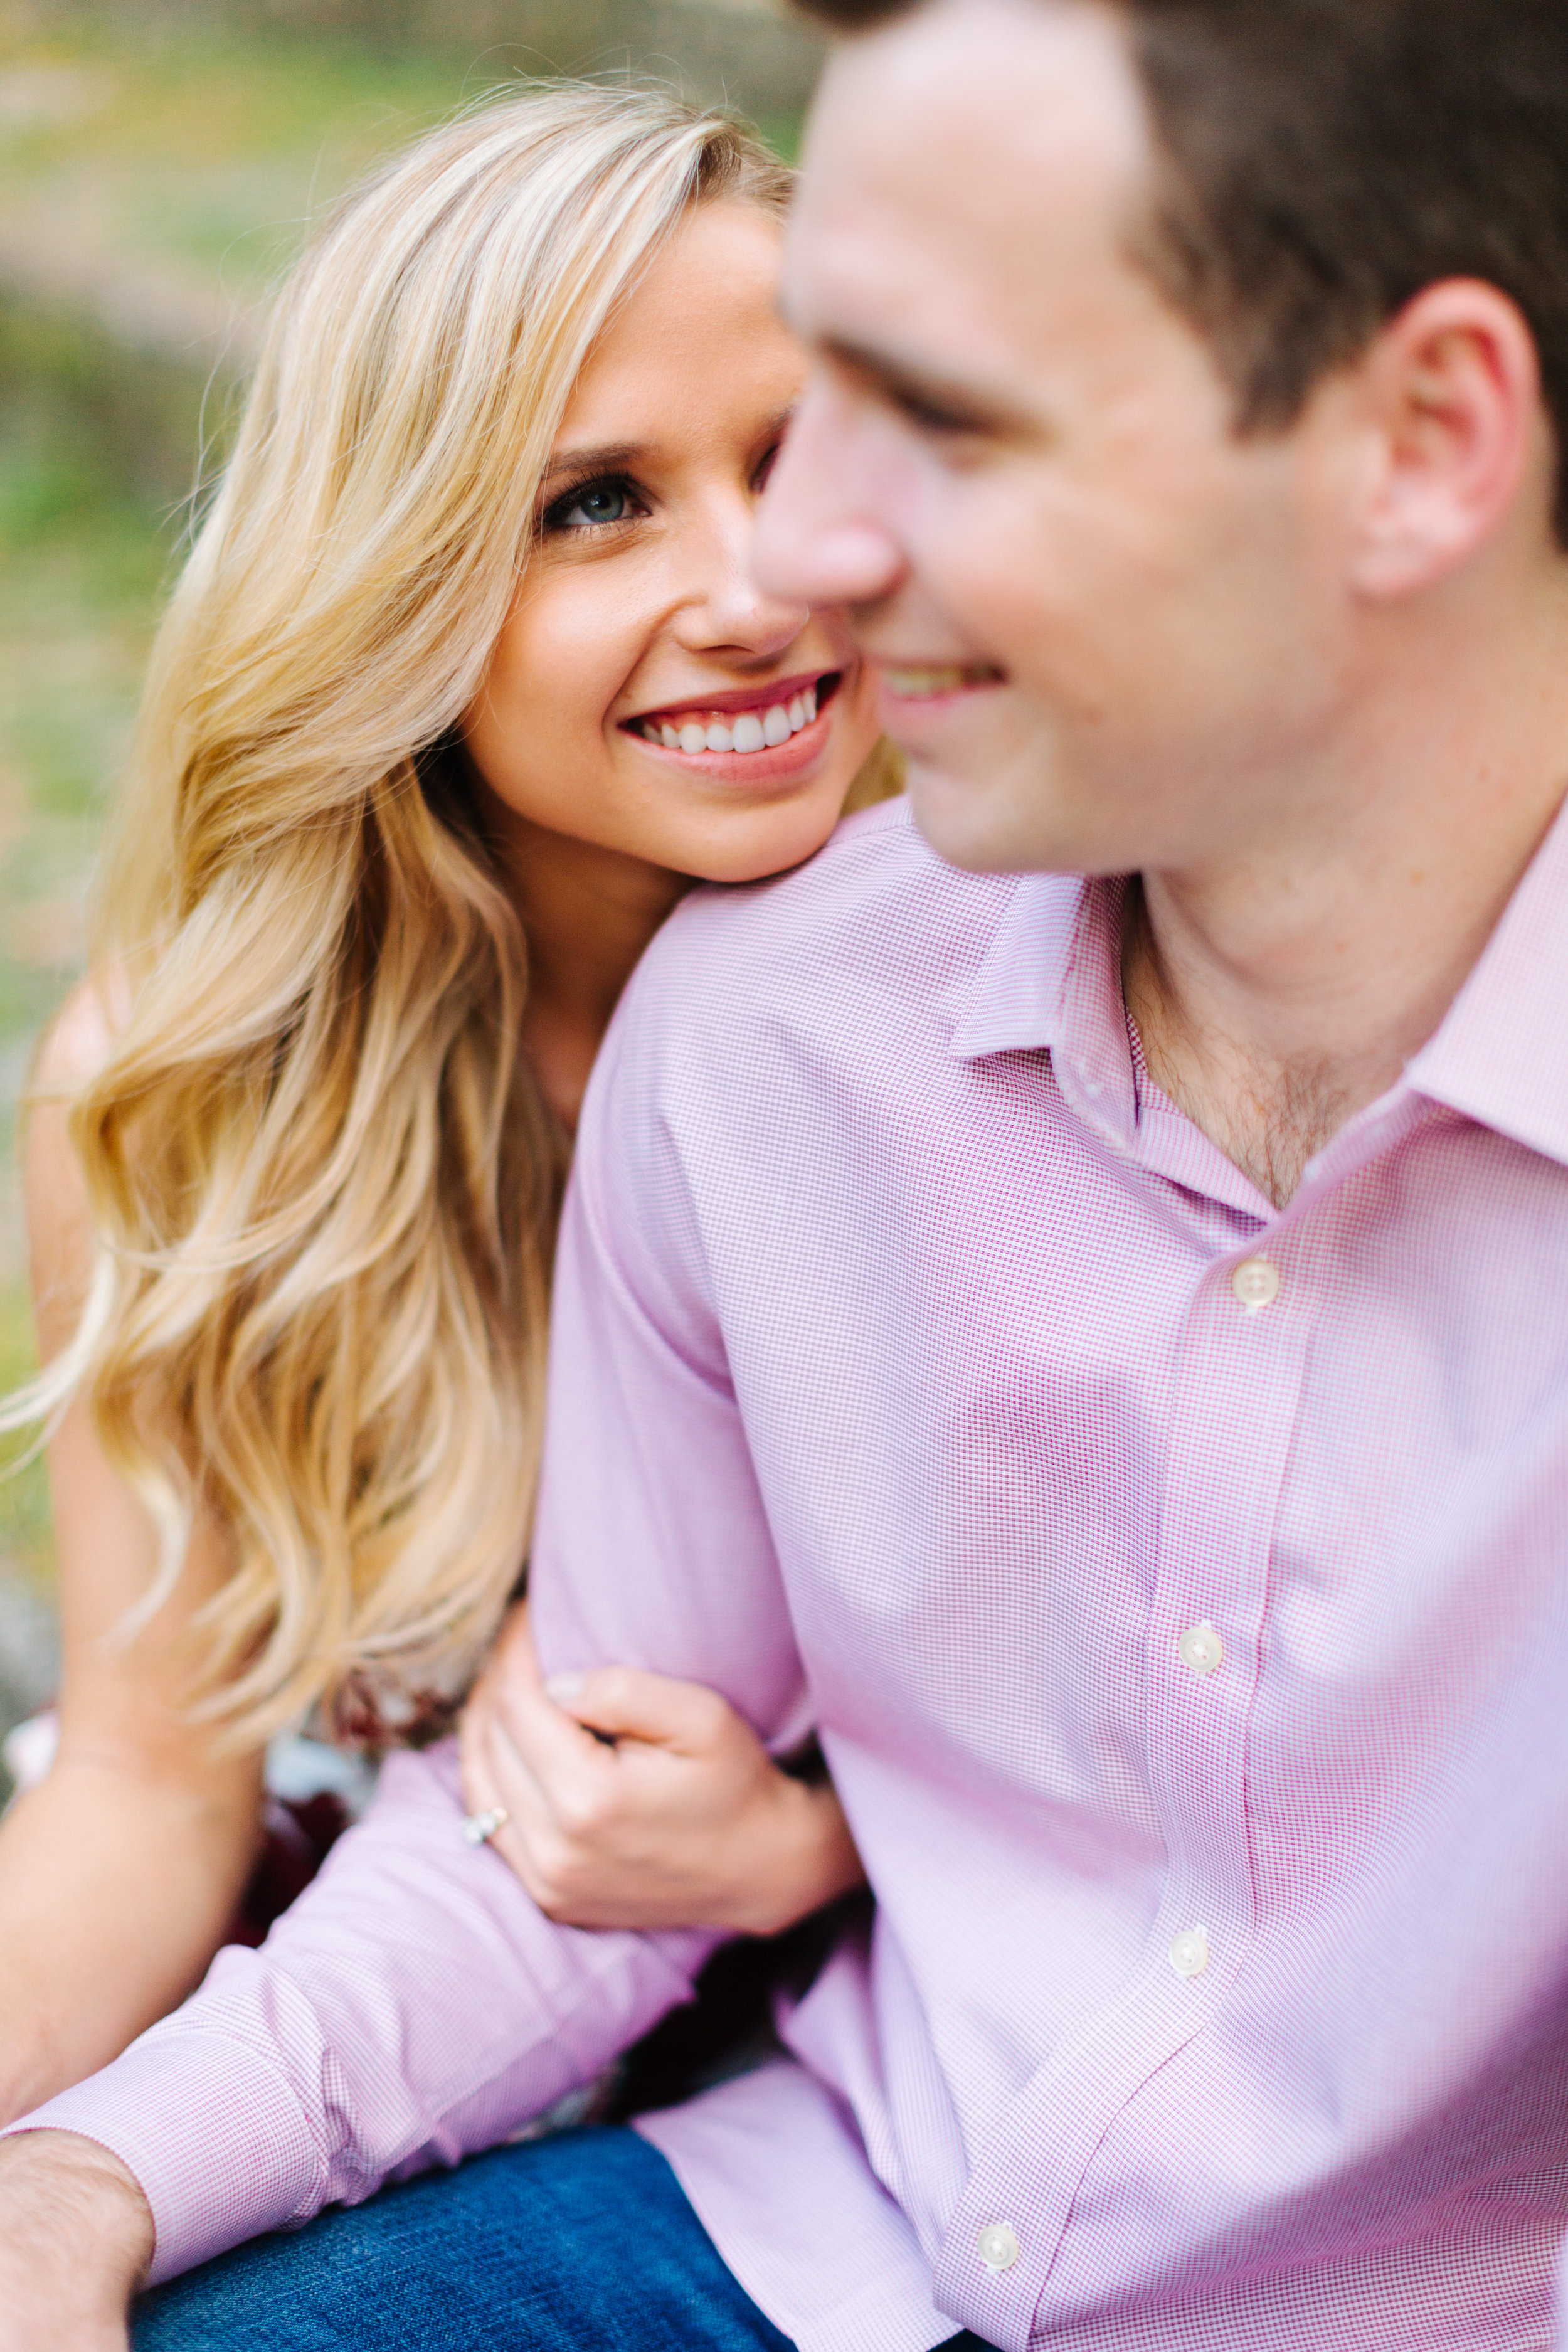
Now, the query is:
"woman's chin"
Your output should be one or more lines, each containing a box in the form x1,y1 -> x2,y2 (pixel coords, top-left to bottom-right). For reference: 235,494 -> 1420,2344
678,785 -> 861,888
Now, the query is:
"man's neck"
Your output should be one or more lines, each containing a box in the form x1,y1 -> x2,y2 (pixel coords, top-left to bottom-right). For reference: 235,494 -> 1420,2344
1121,581 -> 1568,1208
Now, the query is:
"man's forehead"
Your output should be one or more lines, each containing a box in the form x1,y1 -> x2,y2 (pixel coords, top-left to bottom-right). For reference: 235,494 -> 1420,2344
792,0 -> 1153,337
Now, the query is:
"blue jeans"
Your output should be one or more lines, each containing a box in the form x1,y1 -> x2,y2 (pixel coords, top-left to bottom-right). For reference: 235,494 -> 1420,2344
132,2122 -> 987,2351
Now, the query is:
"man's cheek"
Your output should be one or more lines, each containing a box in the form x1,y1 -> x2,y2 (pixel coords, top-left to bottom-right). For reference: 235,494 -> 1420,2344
923,502 -> 1048,660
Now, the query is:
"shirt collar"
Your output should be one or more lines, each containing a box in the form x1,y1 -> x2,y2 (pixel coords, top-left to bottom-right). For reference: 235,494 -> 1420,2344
951,783 -> 1568,1182
950,871 -> 1140,1153
1406,787 -> 1568,1170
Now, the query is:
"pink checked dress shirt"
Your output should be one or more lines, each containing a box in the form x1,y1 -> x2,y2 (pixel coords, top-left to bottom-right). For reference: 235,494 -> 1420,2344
16,795 -> 1568,2351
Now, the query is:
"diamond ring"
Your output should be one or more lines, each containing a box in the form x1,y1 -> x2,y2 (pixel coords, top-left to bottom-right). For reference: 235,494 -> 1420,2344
460,1806 -> 509,1846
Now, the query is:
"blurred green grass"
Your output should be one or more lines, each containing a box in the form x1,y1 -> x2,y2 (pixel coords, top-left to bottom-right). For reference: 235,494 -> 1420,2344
0,380 -> 159,1588
0,29 -> 496,294
0,18 -> 801,302
0,1283 -> 48,1584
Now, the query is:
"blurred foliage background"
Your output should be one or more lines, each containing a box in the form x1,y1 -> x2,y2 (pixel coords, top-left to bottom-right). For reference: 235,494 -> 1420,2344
0,0 -> 818,1764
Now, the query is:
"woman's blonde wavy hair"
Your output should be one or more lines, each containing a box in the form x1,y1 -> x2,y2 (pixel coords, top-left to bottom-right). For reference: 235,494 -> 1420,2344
8,84 -> 892,1748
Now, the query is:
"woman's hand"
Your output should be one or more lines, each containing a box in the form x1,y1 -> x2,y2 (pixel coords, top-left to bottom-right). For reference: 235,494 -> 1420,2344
459,1606 -> 865,1936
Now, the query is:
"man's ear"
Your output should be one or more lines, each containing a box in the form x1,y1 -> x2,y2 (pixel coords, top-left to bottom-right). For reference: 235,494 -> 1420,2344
1344,278 -> 1545,601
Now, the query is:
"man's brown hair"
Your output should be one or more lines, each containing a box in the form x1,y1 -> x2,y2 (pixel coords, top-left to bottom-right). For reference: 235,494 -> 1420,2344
793,0 -> 1568,538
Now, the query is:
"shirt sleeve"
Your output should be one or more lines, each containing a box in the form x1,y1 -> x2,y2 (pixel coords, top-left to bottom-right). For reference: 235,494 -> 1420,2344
526,978 -> 811,1746
1,1744 -> 714,2282
1,948 -> 809,2284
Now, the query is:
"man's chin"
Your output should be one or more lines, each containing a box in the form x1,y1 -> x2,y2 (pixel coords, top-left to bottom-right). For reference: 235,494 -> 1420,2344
903,752 -> 1088,877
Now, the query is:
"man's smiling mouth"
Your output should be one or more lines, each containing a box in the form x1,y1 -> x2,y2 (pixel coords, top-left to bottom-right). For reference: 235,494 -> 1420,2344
879,662 -> 1003,699
625,669 -> 842,756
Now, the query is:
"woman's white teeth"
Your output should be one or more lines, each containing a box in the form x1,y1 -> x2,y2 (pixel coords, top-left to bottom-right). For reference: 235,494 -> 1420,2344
641,686 -> 822,755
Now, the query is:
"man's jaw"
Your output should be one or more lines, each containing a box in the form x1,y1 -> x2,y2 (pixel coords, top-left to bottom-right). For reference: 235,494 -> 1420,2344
872,657 -> 1007,768
868,654 -> 1062,872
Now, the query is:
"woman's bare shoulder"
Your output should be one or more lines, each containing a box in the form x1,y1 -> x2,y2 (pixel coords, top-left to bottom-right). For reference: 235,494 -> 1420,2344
24,975 -> 131,1306
32,970 -> 130,1094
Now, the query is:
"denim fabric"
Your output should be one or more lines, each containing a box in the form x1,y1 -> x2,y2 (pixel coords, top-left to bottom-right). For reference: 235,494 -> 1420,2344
132,2127 -> 797,2351
131,2121 -> 993,2352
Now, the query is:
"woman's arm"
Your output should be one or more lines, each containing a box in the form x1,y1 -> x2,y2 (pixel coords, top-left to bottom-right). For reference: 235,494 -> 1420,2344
0,992 -> 264,2127
460,1602 -> 866,1936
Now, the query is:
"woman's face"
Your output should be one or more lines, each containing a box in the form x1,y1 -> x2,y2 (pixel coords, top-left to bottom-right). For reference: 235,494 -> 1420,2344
463,200 -> 883,886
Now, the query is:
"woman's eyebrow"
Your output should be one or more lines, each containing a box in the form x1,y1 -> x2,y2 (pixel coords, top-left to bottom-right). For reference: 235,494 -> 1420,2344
541,408 -> 794,489
539,441 -> 644,485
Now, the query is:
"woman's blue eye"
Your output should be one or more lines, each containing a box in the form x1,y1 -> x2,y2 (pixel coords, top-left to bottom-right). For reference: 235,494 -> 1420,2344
551,480 -> 633,530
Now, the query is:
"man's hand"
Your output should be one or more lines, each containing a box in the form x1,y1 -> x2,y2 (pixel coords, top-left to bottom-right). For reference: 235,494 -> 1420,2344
0,2130 -> 153,2350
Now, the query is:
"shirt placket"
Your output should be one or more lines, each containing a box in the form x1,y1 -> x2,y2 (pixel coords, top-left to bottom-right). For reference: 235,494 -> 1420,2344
929,1225 -> 1316,2352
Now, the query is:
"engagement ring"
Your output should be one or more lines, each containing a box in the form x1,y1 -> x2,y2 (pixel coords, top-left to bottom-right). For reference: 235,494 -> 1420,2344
460,1806 -> 509,1846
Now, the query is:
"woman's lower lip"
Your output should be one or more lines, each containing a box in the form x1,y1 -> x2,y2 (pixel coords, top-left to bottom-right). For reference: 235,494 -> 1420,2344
624,704 -> 836,789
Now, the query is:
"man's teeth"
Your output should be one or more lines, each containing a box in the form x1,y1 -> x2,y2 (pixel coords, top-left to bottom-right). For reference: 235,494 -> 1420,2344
642,686 -> 818,753
882,665 -> 988,697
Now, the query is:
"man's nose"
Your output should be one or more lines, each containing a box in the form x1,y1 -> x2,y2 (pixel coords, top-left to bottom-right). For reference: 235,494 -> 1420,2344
755,378 -> 907,611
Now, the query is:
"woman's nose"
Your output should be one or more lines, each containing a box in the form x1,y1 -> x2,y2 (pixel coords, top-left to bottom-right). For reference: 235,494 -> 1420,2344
672,494 -> 813,659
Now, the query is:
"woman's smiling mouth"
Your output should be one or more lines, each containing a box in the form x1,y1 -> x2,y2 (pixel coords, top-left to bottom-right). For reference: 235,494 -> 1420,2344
625,669 -> 843,761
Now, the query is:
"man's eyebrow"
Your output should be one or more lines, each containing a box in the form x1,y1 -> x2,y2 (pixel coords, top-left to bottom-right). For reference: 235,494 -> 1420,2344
818,334 -> 1035,437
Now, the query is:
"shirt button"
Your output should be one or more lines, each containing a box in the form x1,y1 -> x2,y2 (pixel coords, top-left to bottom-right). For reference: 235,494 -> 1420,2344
977,2222 -> 1021,2273
1177,1622 -> 1224,1677
1232,1257 -> 1281,1311
1168,1927 -> 1210,1979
